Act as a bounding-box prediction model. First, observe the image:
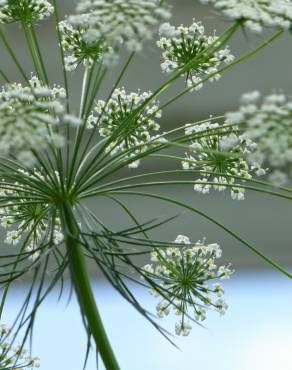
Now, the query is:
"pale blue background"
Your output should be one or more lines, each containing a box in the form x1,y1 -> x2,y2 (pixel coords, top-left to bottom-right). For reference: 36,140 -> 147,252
4,272 -> 292,370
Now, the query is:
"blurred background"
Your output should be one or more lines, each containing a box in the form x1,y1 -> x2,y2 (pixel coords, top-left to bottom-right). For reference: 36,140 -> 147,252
1,0 -> 292,369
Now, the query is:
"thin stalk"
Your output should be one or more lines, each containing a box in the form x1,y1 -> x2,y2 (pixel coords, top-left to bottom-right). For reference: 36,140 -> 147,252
0,28 -> 28,83
0,69 -> 9,83
22,22 -> 48,85
60,202 -> 120,370
80,67 -> 91,119
29,23 -> 49,85
104,191 -> 292,279
52,0 -> 69,112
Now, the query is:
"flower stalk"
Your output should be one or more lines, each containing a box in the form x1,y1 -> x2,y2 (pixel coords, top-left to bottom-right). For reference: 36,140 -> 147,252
60,202 -> 120,370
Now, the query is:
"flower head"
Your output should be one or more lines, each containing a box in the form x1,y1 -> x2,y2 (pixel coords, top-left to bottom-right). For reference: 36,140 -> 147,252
142,235 -> 234,336
0,324 -> 40,369
157,20 -> 234,91
87,87 -> 161,167
0,0 -> 53,23
182,121 -> 266,200
76,0 -> 171,52
59,14 -> 117,71
226,91 -> 292,185
0,169 -> 63,259
200,0 -> 292,33
0,75 -> 65,165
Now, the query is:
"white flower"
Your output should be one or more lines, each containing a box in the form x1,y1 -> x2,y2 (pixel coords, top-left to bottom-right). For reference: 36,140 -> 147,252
195,307 -> 207,321
76,0 -> 171,52
175,321 -> 192,336
213,283 -> 225,297
215,299 -> 228,315
182,120 -> 266,199
87,87 -> 161,167
218,264 -> 234,279
200,0 -> 292,32
269,170 -> 288,187
0,0 -> 53,23
0,324 -> 40,369
227,91 -> 292,185
0,324 -> 9,335
5,230 -> 20,245
0,169 -> 63,250
0,76 -> 65,164
63,114 -> 83,127
156,301 -> 171,318
174,234 -> 191,245
157,19 -> 234,91
59,14 -> 116,71
142,235 -> 233,335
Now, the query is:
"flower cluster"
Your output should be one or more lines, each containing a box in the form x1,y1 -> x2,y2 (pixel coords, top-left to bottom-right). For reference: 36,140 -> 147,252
0,324 -> 40,369
59,14 -> 117,71
182,121 -> 266,200
87,87 -> 161,168
0,169 -> 63,260
226,91 -> 292,186
142,235 -> 233,336
0,0 -> 53,23
157,20 -> 234,91
0,75 -> 65,165
76,0 -> 172,52
200,0 -> 292,33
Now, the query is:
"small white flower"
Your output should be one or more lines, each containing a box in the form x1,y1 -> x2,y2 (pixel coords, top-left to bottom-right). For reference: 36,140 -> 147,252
63,114 -> 83,127
215,299 -> 228,316
157,19 -> 234,91
0,76 -> 65,164
213,283 -> 224,297
200,0 -> 292,33
0,0 -> 53,23
142,235 -> 233,335
5,230 -> 20,245
227,91 -> 292,185
175,321 -> 192,336
195,307 -> 207,321
76,0 -> 171,53
183,120 -> 265,199
87,88 -> 161,168
156,301 -> 171,318
0,169 -> 63,252
174,234 -> 191,245
0,324 -> 40,368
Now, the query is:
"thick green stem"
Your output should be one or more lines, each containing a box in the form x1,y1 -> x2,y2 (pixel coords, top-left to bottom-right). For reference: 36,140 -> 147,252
60,203 -> 120,370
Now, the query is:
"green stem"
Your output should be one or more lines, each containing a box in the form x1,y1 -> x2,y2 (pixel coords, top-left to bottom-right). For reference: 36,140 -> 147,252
22,22 -> 48,84
0,28 -> 28,83
60,202 -> 120,370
